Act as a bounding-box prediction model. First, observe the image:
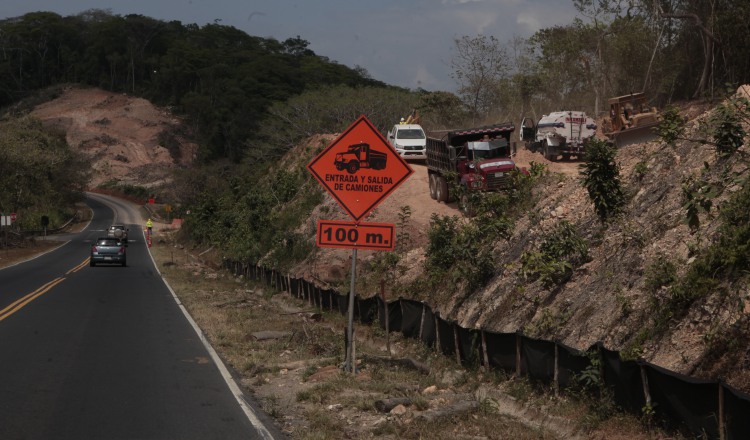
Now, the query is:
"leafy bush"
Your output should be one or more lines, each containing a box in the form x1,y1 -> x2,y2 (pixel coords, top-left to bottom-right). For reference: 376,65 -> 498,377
644,257 -> 677,293
519,220 -> 589,288
710,92 -> 747,158
579,138 -> 625,223
681,173 -> 717,233
655,105 -> 685,147
424,214 -> 496,292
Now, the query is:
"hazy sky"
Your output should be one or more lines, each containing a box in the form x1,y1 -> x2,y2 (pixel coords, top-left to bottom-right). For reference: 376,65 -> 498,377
2,0 -> 580,92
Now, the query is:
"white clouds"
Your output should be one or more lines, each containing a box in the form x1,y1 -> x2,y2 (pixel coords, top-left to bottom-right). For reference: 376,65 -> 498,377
516,12 -> 542,34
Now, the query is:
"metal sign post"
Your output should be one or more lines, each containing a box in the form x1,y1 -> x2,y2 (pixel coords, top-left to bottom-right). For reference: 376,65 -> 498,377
306,115 -> 413,375
344,248 -> 357,373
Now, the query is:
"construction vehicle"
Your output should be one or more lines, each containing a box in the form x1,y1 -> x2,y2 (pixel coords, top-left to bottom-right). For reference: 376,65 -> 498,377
334,143 -> 387,174
604,92 -> 660,147
402,109 -> 421,125
426,123 -> 524,215
520,111 -> 597,161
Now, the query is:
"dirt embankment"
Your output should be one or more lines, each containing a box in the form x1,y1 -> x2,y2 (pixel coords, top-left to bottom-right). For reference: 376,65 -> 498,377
31,86 -> 197,189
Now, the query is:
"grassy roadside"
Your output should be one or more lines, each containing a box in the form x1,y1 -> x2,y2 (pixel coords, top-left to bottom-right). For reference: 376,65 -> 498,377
146,226 -> 685,440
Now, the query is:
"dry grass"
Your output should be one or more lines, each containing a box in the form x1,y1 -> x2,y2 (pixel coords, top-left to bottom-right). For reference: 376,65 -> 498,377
146,230 -> 690,440
0,225 -> 688,439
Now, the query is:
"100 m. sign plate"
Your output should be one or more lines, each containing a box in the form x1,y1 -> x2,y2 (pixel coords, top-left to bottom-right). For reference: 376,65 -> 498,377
316,220 -> 395,251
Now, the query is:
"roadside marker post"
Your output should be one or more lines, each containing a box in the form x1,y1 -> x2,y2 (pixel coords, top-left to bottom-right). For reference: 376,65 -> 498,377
306,115 -> 413,373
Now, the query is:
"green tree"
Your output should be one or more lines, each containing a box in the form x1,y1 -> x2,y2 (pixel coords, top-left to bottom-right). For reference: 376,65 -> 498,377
0,116 -> 89,228
579,138 -> 624,223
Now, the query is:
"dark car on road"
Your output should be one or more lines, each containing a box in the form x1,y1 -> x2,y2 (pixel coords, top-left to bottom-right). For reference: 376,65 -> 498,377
107,224 -> 129,245
90,237 -> 127,267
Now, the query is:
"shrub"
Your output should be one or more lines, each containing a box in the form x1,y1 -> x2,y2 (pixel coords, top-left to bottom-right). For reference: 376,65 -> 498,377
579,139 -> 625,223
710,93 -> 747,158
520,220 -> 589,288
655,105 -> 685,147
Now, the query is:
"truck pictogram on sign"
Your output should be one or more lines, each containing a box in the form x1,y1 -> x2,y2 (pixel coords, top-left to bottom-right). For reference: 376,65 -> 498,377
334,143 -> 387,174
307,115 -> 413,222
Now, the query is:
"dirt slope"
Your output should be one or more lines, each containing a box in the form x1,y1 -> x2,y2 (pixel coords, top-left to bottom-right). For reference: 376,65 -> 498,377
31,86 -> 197,188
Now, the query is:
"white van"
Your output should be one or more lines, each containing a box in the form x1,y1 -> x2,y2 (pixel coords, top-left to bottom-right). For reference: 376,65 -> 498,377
387,124 -> 427,161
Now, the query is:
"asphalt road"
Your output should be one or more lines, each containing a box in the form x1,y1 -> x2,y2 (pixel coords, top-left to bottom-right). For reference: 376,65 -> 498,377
0,194 -> 283,440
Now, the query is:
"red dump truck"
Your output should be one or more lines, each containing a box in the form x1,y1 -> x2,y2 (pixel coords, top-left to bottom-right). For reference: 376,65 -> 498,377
426,123 -> 523,214
334,143 -> 387,174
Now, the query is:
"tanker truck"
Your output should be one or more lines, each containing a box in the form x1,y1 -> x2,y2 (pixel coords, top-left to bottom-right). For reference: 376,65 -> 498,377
520,111 -> 597,161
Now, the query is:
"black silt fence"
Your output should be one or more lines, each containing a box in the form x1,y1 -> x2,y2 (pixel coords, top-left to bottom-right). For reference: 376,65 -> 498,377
436,316 -> 456,357
484,331 -> 517,373
457,327 -> 483,367
556,342 -> 591,389
356,296 -> 379,325
600,344 -> 646,415
400,299 -> 424,339
644,362 -> 720,438
234,260 -> 750,440
521,336 -> 556,382
724,384 -> 750,439
418,305 -> 436,348
378,298 -> 403,333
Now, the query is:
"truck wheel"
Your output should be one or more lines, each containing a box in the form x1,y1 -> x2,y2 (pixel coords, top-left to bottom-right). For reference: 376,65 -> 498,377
459,194 -> 476,217
436,176 -> 449,203
543,141 -> 556,161
428,174 -> 437,200
346,161 -> 359,174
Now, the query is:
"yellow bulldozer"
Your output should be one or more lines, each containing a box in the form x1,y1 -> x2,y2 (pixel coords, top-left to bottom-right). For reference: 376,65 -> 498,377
604,92 -> 660,147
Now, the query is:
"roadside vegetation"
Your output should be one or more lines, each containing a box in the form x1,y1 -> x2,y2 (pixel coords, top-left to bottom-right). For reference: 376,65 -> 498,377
2,1 -> 750,437
0,116 -> 89,231
148,236 -> 686,439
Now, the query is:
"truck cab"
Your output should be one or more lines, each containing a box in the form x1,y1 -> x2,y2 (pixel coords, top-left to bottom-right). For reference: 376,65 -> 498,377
387,124 -> 427,161
453,138 -> 517,191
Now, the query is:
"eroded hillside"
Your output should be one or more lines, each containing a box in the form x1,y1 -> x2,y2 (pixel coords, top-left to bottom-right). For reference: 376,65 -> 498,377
31,86 -> 197,189
285,87 -> 750,393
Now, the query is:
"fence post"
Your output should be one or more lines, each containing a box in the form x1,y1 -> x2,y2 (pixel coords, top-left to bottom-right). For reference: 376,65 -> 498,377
515,333 -> 522,377
554,342 -> 559,396
481,330 -> 489,371
719,383 -> 725,440
639,363 -> 652,416
418,303 -> 426,341
382,281 -> 390,357
453,324 -> 461,366
434,313 -> 441,354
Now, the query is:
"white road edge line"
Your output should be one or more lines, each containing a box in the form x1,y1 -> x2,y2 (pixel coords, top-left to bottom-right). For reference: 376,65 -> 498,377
144,230 -> 278,440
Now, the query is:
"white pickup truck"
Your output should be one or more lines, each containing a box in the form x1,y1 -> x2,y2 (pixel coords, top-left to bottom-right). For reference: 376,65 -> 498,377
387,124 -> 427,161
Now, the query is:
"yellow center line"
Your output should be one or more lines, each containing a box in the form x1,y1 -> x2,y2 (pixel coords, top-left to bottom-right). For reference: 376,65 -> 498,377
0,277 -> 66,322
67,258 -> 91,275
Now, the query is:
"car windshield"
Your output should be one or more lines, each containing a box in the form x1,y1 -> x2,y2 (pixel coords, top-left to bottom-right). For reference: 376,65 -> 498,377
97,239 -> 120,246
467,139 -> 509,160
396,129 -> 425,140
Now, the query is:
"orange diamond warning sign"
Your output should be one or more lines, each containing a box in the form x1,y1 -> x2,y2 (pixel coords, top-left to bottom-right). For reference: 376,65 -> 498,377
307,115 -> 413,222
